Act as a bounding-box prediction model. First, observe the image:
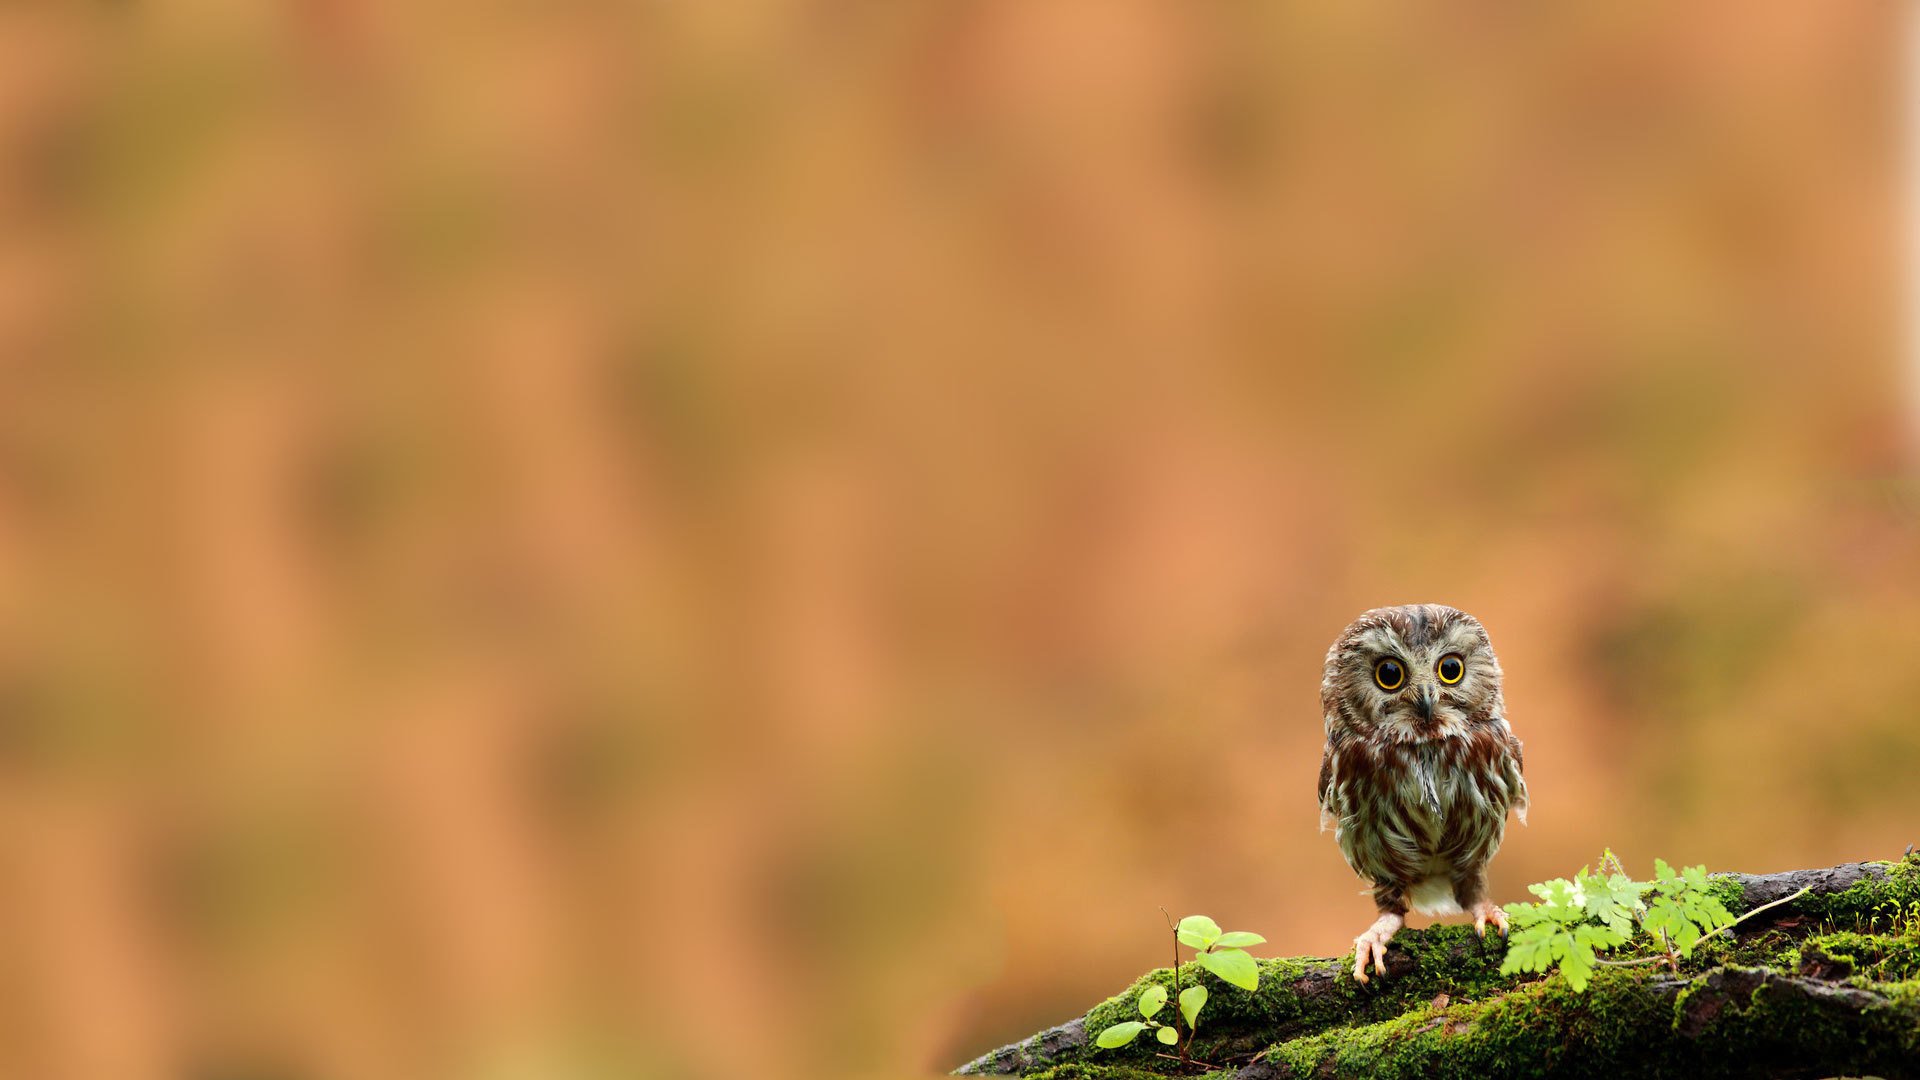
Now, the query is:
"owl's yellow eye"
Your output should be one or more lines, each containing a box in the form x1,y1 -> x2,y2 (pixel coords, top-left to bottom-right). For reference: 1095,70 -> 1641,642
1437,654 -> 1465,685
1373,658 -> 1406,691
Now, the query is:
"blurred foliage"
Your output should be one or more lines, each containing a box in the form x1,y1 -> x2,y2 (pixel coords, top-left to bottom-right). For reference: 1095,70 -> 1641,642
0,2 -> 1911,1079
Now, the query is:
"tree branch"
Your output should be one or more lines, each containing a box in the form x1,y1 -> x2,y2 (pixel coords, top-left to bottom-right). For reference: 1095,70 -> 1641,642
954,858 -> 1917,1079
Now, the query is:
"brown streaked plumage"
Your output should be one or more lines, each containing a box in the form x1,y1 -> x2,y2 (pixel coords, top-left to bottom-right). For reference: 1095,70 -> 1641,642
1317,604 -> 1528,981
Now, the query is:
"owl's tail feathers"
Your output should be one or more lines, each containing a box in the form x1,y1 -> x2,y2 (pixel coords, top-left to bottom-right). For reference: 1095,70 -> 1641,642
1409,875 -> 1463,917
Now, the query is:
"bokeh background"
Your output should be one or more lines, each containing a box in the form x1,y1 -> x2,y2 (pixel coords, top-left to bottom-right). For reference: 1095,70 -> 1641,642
0,2 -> 1915,1078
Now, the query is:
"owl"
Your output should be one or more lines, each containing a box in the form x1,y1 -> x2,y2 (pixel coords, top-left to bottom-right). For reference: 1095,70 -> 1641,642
1317,604 -> 1528,982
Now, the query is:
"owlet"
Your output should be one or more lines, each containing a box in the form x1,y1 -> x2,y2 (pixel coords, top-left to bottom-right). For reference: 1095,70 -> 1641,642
1317,604 -> 1528,981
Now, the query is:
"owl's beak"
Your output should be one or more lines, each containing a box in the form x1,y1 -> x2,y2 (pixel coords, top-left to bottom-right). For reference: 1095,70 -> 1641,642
1414,689 -> 1436,725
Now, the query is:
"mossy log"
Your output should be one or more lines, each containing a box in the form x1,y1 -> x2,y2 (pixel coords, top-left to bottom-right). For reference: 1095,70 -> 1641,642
955,855 -> 1920,1080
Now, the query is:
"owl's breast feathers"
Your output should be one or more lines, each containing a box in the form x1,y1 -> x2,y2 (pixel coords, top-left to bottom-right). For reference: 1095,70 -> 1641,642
1319,722 -> 1528,888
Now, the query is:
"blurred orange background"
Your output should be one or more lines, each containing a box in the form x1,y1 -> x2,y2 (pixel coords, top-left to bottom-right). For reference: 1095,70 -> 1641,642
0,2 -> 1915,1078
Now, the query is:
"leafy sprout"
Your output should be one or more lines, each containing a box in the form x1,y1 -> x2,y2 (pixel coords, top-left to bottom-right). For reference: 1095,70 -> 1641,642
1501,851 -> 1801,991
1093,913 -> 1265,1065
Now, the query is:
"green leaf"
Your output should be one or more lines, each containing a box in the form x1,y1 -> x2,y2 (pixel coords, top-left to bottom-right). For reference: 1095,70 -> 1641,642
1137,984 -> 1167,1019
1667,878 -> 1733,934
1214,931 -> 1266,948
1177,915 -> 1222,950
1578,868 -> 1641,940
1499,923 -> 1565,976
1156,1026 -> 1179,1046
1560,936 -> 1595,992
1574,921 -> 1628,954
1502,900 -> 1550,928
1609,871 -> 1650,897
1179,985 -> 1207,1029
1697,896 -> 1734,930
1504,856 -> 1744,995
1095,1022 -> 1146,1049
1603,872 -> 1651,919
1526,878 -> 1584,920
1670,918 -> 1702,954
1197,947 -> 1259,991
1643,895 -> 1708,952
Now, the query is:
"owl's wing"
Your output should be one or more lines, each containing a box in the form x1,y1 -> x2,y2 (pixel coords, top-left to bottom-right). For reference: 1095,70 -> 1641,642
1505,729 -> 1530,824
1316,744 -> 1337,831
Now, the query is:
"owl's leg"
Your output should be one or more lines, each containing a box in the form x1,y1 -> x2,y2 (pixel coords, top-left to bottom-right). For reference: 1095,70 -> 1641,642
1451,866 -> 1508,938
1471,899 -> 1509,938
1352,883 -> 1409,982
1351,913 -> 1403,982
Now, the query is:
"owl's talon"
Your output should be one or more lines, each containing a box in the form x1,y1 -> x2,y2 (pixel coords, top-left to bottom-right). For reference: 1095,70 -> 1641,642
1350,913 -> 1404,982
1471,900 -> 1509,940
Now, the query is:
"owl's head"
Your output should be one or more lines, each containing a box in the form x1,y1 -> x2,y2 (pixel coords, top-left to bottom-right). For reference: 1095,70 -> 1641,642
1321,603 -> 1504,744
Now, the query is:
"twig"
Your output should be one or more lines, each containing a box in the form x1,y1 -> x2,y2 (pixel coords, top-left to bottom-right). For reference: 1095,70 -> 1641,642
1590,954 -> 1671,968
1160,908 -> 1189,1065
1713,884 -> 1815,938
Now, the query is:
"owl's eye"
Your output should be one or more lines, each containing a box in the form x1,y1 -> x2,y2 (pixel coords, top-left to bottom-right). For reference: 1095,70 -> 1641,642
1373,658 -> 1406,691
1436,654 -> 1465,685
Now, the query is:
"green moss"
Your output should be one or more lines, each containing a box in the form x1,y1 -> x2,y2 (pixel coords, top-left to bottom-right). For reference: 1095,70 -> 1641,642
1765,852 -> 1920,933
1081,926 -> 1515,1068
1261,964 -> 1920,1079
1880,977 -> 1920,1005
1679,967 -> 1920,1076
1704,874 -> 1747,914
1685,924 -> 1796,970
1792,926 -> 1920,984
1263,968 -> 1678,1079
1023,1065 -> 1177,1080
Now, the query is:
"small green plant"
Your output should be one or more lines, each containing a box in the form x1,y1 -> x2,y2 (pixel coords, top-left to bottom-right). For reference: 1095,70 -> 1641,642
1501,850 -> 1809,991
1869,893 -> 1920,937
1094,913 -> 1264,1066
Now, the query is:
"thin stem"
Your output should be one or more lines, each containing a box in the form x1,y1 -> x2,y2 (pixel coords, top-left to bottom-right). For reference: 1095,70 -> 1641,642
1591,954 -> 1671,967
1160,908 -> 1188,1065
1175,925 -> 1187,1063
1709,885 -> 1813,940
